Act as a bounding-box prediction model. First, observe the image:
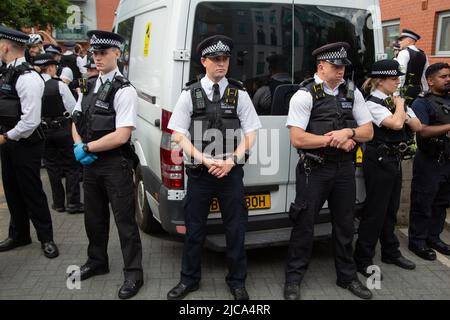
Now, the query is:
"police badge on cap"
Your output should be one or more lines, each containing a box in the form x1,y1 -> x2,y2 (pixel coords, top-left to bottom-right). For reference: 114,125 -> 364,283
196,35 -> 233,58
312,42 -> 352,66
87,30 -> 124,51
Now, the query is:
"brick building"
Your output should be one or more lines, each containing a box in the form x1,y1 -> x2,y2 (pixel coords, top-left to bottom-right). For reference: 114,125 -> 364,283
380,0 -> 450,64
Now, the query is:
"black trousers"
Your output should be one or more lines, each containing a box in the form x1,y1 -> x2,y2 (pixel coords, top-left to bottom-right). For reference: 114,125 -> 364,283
354,146 -> 402,268
83,154 -> 143,281
409,151 -> 450,247
181,165 -> 248,289
43,124 -> 81,208
1,140 -> 53,243
286,159 -> 357,285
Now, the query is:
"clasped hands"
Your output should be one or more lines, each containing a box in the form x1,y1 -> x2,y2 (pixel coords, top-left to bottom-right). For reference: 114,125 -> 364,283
202,157 -> 235,179
74,143 -> 98,165
324,128 -> 356,152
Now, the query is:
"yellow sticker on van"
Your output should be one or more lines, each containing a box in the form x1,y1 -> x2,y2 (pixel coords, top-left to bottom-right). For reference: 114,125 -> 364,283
144,22 -> 152,57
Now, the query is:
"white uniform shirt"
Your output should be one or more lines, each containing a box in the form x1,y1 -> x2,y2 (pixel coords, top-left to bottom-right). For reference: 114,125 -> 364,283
77,56 -> 87,75
74,67 -> 137,130
59,66 -> 73,83
286,74 -> 373,129
42,74 -> 76,113
395,45 -> 429,91
168,75 -> 262,136
366,89 -> 417,127
6,57 -> 45,141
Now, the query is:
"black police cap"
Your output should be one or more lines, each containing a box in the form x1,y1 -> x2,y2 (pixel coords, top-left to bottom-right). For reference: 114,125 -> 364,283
398,29 -> 421,41
44,44 -> 62,55
368,59 -> 405,78
33,53 -> 59,67
312,42 -> 351,66
63,41 -> 77,48
0,25 -> 29,45
87,30 -> 124,51
196,35 -> 233,58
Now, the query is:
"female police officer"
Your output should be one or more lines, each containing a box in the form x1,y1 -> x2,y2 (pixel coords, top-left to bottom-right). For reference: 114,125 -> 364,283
285,42 -> 374,300
166,35 -> 261,300
70,30 -> 143,300
354,60 -> 422,279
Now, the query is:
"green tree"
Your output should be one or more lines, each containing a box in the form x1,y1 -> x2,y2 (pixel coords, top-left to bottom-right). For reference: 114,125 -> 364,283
0,0 -> 71,29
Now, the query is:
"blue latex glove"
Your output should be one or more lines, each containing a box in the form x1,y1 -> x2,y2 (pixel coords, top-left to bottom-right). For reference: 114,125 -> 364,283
74,143 -> 89,162
79,153 -> 98,166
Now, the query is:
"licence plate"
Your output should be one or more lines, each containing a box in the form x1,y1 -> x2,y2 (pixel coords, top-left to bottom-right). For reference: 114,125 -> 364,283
210,194 -> 271,213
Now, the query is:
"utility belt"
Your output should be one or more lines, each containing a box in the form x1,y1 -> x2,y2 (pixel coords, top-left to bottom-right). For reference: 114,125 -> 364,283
41,113 -> 71,130
298,149 -> 353,165
0,125 -> 45,144
368,141 -> 415,161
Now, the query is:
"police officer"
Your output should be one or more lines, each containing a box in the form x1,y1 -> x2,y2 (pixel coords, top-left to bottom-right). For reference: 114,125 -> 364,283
70,30 -> 143,299
61,41 -> 83,83
285,42 -> 374,300
44,44 -> 74,86
396,29 -> 429,103
253,54 -> 291,115
0,26 -> 59,258
166,35 -> 261,300
409,63 -> 450,260
354,60 -> 422,278
33,53 -> 83,214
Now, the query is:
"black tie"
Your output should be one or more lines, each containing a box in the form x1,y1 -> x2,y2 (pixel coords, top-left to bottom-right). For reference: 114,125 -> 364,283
213,83 -> 221,102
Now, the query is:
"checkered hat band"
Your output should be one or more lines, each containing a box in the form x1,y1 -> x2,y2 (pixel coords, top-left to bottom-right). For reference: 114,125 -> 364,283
90,38 -> 122,48
34,59 -> 51,65
372,70 -> 399,76
202,41 -> 230,56
46,48 -> 60,53
1,34 -> 28,44
401,32 -> 418,40
317,50 -> 347,60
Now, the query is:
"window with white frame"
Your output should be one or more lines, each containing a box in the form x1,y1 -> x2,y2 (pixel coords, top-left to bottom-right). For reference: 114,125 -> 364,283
436,11 -> 450,56
382,20 -> 400,59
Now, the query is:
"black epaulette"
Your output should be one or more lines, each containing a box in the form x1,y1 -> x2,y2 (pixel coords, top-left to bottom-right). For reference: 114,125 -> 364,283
228,78 -> 245,91
15,62 -> 35,75
114,75 -> 132,88
184,78 -> 199,90
299,78 -> 315,88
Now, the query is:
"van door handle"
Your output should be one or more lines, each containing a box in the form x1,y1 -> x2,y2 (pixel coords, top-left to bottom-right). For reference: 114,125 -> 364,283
137,90 -> 156,104
154,119 -> 160,128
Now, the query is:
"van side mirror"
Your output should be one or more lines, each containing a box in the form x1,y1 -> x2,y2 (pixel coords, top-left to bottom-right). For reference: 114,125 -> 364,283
271,84 -> 300,116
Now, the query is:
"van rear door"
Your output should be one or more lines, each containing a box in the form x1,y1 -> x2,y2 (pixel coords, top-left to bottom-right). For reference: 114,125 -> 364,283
184,0 -> 295,218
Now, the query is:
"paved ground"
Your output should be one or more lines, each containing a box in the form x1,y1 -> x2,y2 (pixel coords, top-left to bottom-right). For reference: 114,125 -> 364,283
0,170 -> 450,300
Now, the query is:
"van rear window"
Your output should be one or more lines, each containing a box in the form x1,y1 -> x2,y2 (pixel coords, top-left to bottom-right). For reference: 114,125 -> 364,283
117,17 -> 135,78
189,2 -> 375,116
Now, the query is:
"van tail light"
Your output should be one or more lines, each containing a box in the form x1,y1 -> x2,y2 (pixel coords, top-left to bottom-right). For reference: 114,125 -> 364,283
160,109 -> 184,190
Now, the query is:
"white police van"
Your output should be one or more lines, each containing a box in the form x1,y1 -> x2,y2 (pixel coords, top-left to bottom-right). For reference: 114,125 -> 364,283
113,0 -> 385,251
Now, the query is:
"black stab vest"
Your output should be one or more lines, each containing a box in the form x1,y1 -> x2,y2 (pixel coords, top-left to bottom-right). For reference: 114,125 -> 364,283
187,79 -> 242,155
42,78 -> 66,118
416,93 -> 450,157
0,62 -> 38,129
301,79 -> 357,156
366,95 -> 413,146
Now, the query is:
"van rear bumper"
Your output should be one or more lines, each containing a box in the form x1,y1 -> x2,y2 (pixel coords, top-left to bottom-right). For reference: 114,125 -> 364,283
158,185 -> 364,251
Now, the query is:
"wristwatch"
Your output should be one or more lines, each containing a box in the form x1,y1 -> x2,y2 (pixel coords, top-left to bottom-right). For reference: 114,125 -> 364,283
82,143 -> 90,153
350,128 -> 356,139
232,154 -> 239,166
